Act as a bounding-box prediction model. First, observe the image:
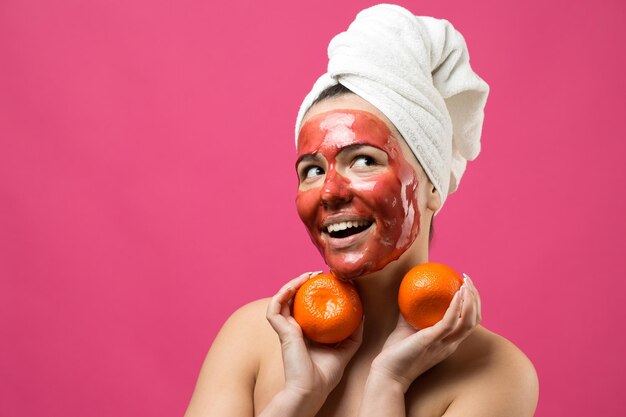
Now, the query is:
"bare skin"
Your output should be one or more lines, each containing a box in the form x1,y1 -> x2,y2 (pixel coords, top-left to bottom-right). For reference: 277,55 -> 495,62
185,95 -> 539,417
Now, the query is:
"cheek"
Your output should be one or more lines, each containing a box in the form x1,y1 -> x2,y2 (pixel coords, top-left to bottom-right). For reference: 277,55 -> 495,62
359,175 -> 405,216
400,169 -> 422,241
295,189 -> 319,226
365,163 -> 421,243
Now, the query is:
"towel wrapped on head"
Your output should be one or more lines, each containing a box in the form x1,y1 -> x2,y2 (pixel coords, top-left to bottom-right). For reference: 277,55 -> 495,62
295,4 -> 489,208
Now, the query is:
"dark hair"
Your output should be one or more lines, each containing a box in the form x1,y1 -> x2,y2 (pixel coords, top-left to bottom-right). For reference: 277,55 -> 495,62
310,82 -> 435,245
310,83 -> 353,107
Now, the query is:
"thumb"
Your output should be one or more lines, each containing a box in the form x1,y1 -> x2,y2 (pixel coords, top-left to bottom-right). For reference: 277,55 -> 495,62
334,319 -> 364,359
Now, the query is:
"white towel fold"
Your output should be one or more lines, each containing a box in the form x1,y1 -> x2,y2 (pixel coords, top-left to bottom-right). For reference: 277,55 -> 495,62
295,4 -> 489,207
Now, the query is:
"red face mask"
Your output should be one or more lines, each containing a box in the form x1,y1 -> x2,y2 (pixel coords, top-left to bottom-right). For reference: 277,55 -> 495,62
296,110 -> 421,280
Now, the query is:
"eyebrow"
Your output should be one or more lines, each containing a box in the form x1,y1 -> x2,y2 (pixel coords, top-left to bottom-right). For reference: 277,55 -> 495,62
295,153 -> 321,168
340,143 -> 375,154
296,143 -> 386,167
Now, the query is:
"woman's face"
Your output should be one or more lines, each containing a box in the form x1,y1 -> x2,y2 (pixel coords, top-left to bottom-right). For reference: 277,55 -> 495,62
296,94 -> 425,280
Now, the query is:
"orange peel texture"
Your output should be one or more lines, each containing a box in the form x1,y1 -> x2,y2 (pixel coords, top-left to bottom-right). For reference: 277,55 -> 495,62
293,273 -> 363,344
398,263 -> 463,329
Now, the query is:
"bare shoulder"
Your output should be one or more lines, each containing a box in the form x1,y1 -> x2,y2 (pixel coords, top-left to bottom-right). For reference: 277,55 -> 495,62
444,326 -> 539,416
199,298 -> 273,354
184,298 -> 274,417
205,297 -> 276,369
406,326 -> 538,417
223,297 -> 274,337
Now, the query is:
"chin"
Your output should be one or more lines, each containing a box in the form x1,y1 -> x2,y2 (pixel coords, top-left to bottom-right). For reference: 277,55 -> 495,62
326,256 -> 377,281
325,247 -> 413,281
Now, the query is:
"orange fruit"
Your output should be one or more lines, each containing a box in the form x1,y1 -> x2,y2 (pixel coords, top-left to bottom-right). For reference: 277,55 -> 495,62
293,273 -> 363,344
398,262 -> 463,329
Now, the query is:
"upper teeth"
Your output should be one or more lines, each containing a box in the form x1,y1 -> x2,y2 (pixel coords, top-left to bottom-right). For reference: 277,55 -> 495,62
327,220 -> 370,233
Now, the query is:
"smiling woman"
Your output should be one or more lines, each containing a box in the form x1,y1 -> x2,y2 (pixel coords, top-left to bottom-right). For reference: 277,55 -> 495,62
295,104 -> 428,280
184,4 -> 538,417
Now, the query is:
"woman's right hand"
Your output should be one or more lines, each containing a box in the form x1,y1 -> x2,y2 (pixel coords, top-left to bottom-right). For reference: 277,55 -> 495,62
368,276 -> 481,393
265,271 -> 364,404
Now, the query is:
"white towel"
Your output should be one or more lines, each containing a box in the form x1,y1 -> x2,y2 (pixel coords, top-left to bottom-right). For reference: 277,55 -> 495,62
295,4 -> 489,207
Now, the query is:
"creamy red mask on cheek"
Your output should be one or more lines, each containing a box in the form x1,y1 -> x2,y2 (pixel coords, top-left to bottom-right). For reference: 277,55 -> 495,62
295,109 -> 421,280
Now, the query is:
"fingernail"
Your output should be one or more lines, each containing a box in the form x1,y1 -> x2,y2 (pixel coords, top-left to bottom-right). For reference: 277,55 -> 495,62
310,270 -> 323,277
463,273 -> 472,284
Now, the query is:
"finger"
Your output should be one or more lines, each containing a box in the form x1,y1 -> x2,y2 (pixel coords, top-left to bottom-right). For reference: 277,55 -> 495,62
463,274 -> 482,323
314,319 -> 364,371
418,287 -> 464,343
266,271 -> 320,334
277,271 -> 321,297
266,297 -> 295,336
396,313 -> 416,331
266,283 -> 296,318
280,301 -> 291,318
269,271 -> 321,311
443,285 -> 479,344
336,318 -> 364,354
438,285 -> 464,330
385,314 -> 417,346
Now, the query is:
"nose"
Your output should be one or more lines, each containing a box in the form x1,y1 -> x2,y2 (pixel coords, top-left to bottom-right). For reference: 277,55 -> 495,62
320,168 -> 353,207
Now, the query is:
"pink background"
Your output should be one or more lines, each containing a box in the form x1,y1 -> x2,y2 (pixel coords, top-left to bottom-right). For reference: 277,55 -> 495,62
1,0 -> 625,416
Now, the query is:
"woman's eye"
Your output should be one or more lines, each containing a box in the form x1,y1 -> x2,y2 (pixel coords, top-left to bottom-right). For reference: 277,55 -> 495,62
352,155 -> 377,168
304,166 -> 324,179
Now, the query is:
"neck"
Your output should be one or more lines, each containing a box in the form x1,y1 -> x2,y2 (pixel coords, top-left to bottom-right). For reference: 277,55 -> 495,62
352,243 -> 428,352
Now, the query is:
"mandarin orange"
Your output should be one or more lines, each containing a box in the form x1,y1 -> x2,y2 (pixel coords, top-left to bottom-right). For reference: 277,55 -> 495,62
398,262 -> 463,329
293,273 -> 363,344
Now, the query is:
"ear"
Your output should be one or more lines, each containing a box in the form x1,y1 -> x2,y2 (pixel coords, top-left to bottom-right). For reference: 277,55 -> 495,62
427,184 -> 442,213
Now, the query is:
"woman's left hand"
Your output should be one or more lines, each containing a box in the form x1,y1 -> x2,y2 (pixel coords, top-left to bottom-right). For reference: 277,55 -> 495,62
369,275 -> 482,393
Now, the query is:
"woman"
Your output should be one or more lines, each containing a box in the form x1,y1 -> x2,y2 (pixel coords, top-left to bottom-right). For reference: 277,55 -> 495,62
185,5 -> 538,417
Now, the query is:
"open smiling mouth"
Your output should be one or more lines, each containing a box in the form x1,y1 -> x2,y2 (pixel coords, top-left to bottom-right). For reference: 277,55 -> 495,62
325,220 -> 374,239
